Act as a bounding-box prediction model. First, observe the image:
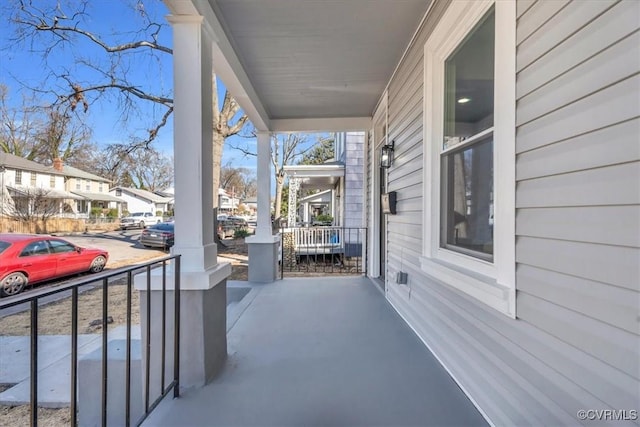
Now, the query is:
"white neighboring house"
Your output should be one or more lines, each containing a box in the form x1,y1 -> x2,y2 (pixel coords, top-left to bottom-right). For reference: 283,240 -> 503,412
154,187 -> 175,213
242,197 -> 257,216
0,152 -> 84,218
283,132 -> 364,229
218,188 -> 240,215
51,159 -> 122,217
109,186 -> 172,216
296,189 -> 333,225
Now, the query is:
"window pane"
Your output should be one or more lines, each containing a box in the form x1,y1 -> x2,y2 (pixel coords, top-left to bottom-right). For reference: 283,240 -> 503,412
441,135 -> 493,259
443,9 -> 494,150
20,241 -> 50,257
49,240 -> 76,253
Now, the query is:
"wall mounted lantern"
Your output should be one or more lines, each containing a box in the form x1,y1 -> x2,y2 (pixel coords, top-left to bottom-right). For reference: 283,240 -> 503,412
380,140 -> 395,168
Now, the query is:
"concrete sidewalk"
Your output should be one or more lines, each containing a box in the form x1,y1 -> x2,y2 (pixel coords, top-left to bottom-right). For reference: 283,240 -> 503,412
0,326 -> 141,408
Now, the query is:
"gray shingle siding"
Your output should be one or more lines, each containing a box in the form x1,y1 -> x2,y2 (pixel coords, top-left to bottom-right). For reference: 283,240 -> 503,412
344,132 -> 365,229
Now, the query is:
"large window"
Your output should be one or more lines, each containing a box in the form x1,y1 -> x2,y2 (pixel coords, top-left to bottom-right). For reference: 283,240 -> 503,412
422,0 -> 515,317
441,135 -> 494,259
441,10 -> 495,261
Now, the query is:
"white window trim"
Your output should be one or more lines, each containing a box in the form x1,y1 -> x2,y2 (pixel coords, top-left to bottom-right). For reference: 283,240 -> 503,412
368,90 -> 388,280
422,0 -> 516,318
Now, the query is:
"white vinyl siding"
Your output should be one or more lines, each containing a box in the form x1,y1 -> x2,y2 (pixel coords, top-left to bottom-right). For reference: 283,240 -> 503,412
379,0 -> 639,425
515,0 -> 639,413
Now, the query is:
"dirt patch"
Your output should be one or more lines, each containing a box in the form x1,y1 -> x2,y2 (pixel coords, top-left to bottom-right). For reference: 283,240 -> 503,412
219,238 -> 248,281
0,405 -> 70,427
0,239 -> 248,426
0,279 -> 140,336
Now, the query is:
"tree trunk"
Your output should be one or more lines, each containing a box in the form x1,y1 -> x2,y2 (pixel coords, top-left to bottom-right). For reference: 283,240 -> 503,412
212,132 -> 224,208
274,175 -> 284,222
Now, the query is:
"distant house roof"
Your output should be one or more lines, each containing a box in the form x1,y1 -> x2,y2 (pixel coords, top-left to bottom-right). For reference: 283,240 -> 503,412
0,154 -> 112,185
8,185 -> 84,200
154,189 -> 174,198
70,191 -> 122,202
0,152 -> 65,175
111,186 -> 173,203
55,165 -> 111,183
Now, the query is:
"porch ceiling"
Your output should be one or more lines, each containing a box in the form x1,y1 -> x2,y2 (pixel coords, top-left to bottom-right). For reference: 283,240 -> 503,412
166,0 -> 432,131
284,163 -> 344,190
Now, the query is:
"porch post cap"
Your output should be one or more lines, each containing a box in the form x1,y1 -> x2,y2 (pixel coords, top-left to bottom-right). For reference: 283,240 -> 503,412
245,234 -> 281,244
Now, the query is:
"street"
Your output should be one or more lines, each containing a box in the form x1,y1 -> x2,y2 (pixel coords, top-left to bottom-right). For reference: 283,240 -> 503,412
59,229 -> 167,268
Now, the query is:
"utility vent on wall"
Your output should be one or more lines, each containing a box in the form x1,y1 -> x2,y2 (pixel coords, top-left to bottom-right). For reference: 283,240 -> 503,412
396,271 -> 408,285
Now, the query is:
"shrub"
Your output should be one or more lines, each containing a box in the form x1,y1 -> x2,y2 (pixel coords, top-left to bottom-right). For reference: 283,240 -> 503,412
106,208 -> 119,218
156,210 -> 163,217
90,207 -> 103,217
234,228 -> 251,239
314,214 -> 333,224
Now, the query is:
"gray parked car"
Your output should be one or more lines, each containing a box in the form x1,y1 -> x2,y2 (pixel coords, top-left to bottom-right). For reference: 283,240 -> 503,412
140,222 -> 175,249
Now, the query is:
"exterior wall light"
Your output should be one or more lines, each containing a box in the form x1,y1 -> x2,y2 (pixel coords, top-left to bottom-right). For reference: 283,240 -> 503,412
380,140 -> 395,168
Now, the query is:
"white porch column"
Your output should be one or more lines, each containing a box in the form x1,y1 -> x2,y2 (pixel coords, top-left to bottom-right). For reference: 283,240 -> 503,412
137,14 -> 230,389
170,15 -> 218,275
246,131 -> 280,282
253,131 -> 273,239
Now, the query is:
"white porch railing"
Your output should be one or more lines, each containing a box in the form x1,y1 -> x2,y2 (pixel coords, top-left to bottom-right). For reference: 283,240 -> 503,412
279,226 -> 367,276
293,226 -> 344,255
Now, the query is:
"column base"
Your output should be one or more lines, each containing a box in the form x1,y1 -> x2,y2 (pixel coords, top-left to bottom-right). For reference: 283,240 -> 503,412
137,264 -> 231,392
246,235 -> 281,283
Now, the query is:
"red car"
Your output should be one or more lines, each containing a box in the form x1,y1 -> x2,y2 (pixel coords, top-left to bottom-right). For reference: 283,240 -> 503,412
0,234 -> 109,297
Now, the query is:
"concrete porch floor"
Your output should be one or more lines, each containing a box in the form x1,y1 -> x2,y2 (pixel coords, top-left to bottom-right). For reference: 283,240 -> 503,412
143,277 -> 487,427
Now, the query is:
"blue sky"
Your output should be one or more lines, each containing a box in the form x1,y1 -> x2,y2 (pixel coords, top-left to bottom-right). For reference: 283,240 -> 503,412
0,0 -> 256,171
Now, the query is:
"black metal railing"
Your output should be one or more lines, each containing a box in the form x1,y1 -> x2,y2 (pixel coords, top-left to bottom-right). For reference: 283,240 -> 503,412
0,255 -> 181,427
279,227 -> 367,278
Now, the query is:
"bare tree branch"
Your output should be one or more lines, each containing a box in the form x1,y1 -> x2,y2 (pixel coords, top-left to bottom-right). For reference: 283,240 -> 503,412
227,143 -> 257,157
227,115 -> 249,136
6,0 -> 249,200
